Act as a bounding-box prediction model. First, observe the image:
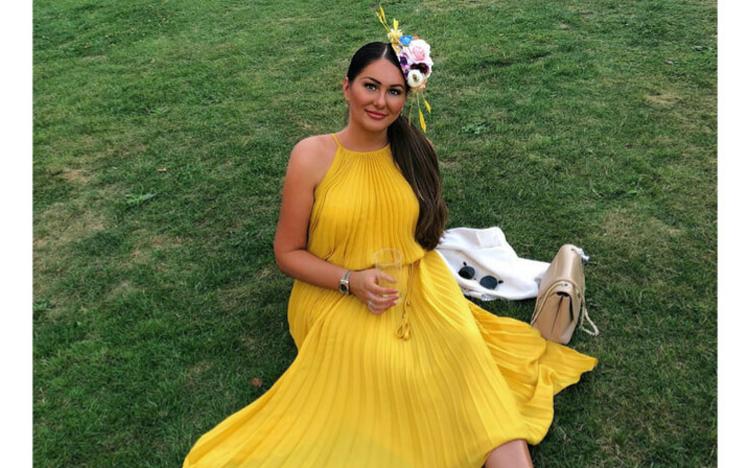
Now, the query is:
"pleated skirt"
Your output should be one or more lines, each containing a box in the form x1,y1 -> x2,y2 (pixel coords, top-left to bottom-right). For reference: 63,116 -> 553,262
183,249 -> 597,467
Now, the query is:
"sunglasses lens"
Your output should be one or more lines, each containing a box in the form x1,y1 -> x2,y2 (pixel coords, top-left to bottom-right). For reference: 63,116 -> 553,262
458,265 -> 475,279
479,275 -> 499,290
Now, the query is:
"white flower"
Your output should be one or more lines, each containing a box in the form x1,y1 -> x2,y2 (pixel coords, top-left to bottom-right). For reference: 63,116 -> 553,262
406,69 -> 426,90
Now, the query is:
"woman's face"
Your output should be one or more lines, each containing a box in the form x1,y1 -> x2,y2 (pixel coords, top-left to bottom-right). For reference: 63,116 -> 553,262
343,58 -> 408,132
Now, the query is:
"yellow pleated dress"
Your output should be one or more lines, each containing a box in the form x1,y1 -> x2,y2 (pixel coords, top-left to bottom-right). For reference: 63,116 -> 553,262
183,134 -> 598,467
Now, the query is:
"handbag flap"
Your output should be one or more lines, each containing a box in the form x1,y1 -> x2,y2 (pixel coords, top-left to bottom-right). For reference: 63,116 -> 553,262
553,294 -> 575,342
531,290 -> 578,344
538,244 -> 585,296
531,280 -> 583,344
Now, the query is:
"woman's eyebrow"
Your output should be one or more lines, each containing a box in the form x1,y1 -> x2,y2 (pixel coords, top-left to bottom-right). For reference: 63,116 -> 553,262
363,76 -> 405,89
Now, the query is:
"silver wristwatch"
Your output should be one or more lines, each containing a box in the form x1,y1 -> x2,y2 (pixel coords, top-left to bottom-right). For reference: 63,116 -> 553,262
338,270 -> 352,295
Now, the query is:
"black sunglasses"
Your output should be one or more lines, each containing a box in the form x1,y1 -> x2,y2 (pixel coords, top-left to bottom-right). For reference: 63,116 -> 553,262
458,262 -> 504,290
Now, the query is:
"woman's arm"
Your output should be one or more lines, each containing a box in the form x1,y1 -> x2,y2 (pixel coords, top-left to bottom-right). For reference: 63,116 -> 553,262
273,137 -> 344,291
273,137 -> 399,312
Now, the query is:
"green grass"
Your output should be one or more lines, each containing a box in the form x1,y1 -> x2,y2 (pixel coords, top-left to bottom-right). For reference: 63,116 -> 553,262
33,0 -> 716,466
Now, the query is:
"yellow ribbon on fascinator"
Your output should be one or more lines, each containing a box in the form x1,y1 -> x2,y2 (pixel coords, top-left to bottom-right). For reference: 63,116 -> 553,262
376,5 -> 402,54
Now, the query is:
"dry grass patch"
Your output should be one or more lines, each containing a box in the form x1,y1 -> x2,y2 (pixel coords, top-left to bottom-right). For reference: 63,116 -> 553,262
60,168 -> 90,184
600,207 -> 682,250
185,360 -> 213,389
106,280 -> 136,300
596,206 -> 684,281
216,265 -> 279,311
34,199 -> 108,303
129,234 -> 185,267
217,283 -> 258,311
34,202 -> 106,250
241,334 -> 258,352
644,90 -> 681,107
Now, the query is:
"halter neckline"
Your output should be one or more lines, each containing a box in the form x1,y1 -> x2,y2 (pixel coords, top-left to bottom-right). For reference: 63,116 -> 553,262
330,133 -> 390,155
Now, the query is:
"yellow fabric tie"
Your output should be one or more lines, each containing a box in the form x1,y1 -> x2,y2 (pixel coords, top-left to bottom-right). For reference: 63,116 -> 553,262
395,260 -> 419,341
396,308 -> 411,340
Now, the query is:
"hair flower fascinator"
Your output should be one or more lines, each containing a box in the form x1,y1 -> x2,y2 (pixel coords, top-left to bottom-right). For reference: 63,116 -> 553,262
376,5 -> 433,132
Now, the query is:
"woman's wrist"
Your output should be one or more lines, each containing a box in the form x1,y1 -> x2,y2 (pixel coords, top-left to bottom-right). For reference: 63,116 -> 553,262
346,270 -> 361,296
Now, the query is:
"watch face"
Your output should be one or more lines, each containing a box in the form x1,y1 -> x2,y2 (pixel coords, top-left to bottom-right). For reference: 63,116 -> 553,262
339,272 -> 351,294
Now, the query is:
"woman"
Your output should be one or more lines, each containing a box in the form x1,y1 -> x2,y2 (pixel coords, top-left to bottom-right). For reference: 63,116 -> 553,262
183,38 -> 597,468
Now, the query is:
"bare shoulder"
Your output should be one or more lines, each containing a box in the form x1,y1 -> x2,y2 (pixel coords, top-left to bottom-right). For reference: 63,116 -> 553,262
291,134 -> 336,159
287,134 -> 337,188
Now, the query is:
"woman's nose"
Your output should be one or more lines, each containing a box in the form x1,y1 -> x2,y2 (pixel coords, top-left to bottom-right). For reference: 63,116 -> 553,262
374,90 -> 386,108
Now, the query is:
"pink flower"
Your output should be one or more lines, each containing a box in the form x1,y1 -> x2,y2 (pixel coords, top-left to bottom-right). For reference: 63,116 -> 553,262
408,39 -> 430,62
401,39 -> 433,77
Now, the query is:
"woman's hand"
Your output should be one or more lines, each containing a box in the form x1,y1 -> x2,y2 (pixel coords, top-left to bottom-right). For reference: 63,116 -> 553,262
349,269 -> 400,315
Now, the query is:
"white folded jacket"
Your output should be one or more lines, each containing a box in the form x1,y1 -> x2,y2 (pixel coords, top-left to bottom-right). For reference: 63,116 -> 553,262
435,226 -> 550,301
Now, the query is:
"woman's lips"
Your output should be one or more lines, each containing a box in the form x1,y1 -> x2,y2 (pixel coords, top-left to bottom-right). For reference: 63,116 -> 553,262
365,110 -> 386,120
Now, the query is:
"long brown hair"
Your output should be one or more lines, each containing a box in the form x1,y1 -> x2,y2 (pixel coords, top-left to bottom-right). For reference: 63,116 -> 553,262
345,42 -> 448,250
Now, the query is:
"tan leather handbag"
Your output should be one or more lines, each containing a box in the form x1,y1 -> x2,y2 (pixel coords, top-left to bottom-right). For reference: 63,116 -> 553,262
530,244 -> 599,344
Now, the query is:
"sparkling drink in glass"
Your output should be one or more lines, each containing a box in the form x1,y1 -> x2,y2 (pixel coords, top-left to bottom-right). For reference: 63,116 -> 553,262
372,247 -> 404,304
